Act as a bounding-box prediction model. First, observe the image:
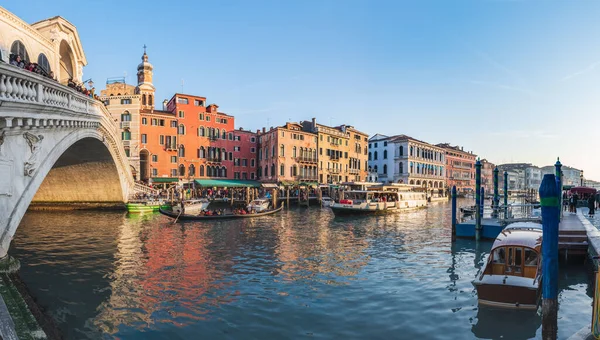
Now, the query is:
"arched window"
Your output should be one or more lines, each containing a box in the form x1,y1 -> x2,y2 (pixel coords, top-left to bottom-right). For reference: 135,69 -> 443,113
374,151 -> 378,160
258,167 -> 262,177
199,147 -> 205,158
37,53 -> 51,73
374,165 -> 378,173
199,165 -> 205,176
121,111 -> 131,121
149,95 -> 153,106
399,146 -> 404,156
399,162 -> 404,174
215,128 -> 220,139
178,164 -> 185,176
280,145 -> 285,157
264,166 -> 268,177
410,162 -> 413,173
280,163 -> 285,176
300,147 -> 304,158
222,167 -> 227,178
10,40 -> 29,61
271,164 -> 275,176
178,124 -> 185,135
199,126 -> 205,137
383,164 -> 387,174
207,166 -> 213,177
222,130 -> 226,139
121,130 -> 131,140
293,146 -> 297,158
383,150 -> 388,159
142,94 -> 147,106
189,164 -> 196,177
410,146 -> 413,156
228,132 -> 233,140
178,145 -> 185,157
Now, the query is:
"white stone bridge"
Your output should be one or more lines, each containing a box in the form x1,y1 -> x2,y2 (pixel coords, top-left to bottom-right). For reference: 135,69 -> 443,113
0,63 -> 135,258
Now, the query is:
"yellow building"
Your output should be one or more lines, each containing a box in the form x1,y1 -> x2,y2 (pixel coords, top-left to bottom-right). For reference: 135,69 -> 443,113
301,118 -> 368,184
98,48 -> 156,180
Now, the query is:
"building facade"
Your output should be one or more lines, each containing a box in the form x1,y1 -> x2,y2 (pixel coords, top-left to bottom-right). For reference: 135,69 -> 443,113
301,118 -> 368,184
541,165 -> 582,187
480,159 -> 495,189
368,134 -> 446,190
437,144 -> 476,192
257,123 -> 318,184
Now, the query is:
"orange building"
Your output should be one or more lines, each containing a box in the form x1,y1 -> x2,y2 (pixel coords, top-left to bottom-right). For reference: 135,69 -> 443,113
257,123 -> 318,184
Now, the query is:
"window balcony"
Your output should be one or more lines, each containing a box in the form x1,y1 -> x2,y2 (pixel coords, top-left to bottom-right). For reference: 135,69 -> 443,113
122,140 -> 131,147
394,153 -> 405,159
329,168 -> 341,174
349,168 -> 360,174
296,175 -> 318,181
120,121 -> 131,129
207,157 -> 222,163
296,156 -> 318,163
329,155 -> 341,161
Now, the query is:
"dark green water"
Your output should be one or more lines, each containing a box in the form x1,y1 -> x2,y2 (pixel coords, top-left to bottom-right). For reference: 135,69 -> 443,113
10,201 -> 593,339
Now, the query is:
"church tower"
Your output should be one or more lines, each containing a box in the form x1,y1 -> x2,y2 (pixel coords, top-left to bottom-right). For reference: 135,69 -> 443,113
137,45 -> 155,111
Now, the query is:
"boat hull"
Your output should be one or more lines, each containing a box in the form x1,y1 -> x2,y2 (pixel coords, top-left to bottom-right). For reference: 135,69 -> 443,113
330,202 -> 427,216
159,204 -> 284,221
474,277 -> 540,310
126,203 -> 170,213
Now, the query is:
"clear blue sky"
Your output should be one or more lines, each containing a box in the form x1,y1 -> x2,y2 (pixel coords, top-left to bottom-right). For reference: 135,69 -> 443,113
6,0 -> 600,179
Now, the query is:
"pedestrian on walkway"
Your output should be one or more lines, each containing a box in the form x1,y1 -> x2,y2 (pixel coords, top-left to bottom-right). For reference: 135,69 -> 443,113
589,195 -> 596,216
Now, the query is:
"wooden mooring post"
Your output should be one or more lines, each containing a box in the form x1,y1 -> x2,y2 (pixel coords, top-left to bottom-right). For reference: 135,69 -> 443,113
540,174 -> 559,340
503,171 -> 509,218
493,167 -> 499,218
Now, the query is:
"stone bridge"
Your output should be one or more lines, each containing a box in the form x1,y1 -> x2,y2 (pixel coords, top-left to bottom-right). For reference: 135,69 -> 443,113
0,63 -> 134,258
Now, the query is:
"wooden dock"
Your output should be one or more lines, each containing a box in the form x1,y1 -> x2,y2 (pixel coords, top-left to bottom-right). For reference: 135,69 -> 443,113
558,213 -> 589,257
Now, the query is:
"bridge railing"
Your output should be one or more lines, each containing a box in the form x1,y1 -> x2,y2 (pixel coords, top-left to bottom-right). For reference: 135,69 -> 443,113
0,63 -> 135,197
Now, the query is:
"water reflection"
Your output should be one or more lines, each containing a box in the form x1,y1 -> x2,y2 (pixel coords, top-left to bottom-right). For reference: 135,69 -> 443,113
9,202 -> 594,339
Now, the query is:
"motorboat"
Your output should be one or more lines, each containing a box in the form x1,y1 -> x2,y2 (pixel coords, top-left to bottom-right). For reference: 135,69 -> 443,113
321,196 -> 333,207
329,184 -> 427,216
473,223 -> 542,310
126,200 -> 169,213
172,198 -> 210,215
247,198 -> 271,212
460,205 -> 476,216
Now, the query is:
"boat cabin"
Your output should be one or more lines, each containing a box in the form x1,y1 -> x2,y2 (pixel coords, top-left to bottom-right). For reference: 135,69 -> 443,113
484,226 -> 541,279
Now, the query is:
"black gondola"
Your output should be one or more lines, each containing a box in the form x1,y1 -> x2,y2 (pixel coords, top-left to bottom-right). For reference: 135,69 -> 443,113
159,203 -> 284,221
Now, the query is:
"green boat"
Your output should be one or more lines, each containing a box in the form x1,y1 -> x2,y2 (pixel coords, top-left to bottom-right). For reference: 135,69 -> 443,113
126,201 -> 170,213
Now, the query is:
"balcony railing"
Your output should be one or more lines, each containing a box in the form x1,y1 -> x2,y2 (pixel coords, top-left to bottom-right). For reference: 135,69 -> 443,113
207,157 -> 222,163
120,121 -> 131,129
330,155 -> 341,161
122,140 -> 131,147
349,168 -> 360,174
296,156 -> 317,163
394,153 -> 405,159
329,168 -> 341,174
296,175 -> 318,181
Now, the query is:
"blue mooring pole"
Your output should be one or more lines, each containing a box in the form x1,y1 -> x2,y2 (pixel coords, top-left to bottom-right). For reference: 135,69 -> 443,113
480,187 -> 485,218
503,171 -> 509,218
540,173 -> 559,340
555,158 -> 563,222
493,167 -> 499,218
475,158 -> 482,241
451,185 -> 457,242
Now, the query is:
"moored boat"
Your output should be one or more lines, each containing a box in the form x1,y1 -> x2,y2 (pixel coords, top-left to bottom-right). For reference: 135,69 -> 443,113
247,198 -> 271,212
172,198 -> 211,215
473,223 -> 542,310
329,183 -> 427,216
159,203 -> 284,221
126,200 -> 170,213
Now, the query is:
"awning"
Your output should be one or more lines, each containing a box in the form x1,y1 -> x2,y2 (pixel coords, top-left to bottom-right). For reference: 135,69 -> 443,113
194,179 -> 261,188
151,177 -> 179,183
569,186 -> 597,195
261,183 -> 279,188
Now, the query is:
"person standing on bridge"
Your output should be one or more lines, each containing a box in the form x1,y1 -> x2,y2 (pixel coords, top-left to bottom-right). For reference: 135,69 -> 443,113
589,195 -> 596,216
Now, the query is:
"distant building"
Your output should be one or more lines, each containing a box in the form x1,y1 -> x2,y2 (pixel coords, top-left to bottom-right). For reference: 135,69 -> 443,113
301,118 -> 368,184
540,165 -> 581,187
257,123 -> 318,184
436,144 -> 477,192
368,134 -> 446,191
480,159 -> 495,189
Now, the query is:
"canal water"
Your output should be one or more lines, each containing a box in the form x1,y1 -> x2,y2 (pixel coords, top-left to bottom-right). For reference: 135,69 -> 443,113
10,201 -> 594,339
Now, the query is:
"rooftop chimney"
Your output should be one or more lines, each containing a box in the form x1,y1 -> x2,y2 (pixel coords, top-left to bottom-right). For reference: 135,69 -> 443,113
257,129 -> 260,134
312,117 -> 316,127
262,127 -> 266,133
162,99 -> 168,111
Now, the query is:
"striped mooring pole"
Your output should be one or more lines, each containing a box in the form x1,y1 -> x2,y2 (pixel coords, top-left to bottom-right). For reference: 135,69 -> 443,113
480,187 -> 485,218
493,167 -> 499,218
475,158 -> 482,241
540,173 -> 560,340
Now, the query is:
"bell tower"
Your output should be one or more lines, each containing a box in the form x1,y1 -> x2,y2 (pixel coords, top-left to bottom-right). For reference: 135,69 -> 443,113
137,45 -> 155,111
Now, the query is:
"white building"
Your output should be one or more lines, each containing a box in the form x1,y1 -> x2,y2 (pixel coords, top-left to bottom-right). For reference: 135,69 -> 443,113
541,165 -> 581,187
368,134 -> 446,191
524,166 -> 542,190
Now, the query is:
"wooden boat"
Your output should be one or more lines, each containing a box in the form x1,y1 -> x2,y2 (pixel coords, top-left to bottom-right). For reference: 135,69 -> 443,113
247,198 -> 271,212
473,223 -> 542,310
126,201 -> 170,213
330,184 -> 427,216
159,203 -> 284,221
460,205 -> 476,216
321,196 -> 333,207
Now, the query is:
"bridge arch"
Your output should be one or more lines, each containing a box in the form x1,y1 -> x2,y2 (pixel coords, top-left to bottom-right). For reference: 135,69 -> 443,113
0,129 -> 130,258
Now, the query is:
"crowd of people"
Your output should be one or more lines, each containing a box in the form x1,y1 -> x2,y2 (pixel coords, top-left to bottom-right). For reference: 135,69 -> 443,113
563,191 -> 597,216
6,53 -> 101,101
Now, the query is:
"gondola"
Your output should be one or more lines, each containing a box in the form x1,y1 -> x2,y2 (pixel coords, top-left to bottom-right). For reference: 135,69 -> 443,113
159,203 -> 284,221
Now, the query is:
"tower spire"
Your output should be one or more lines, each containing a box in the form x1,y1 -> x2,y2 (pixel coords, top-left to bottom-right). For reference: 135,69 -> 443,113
143,44 -> 147,54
